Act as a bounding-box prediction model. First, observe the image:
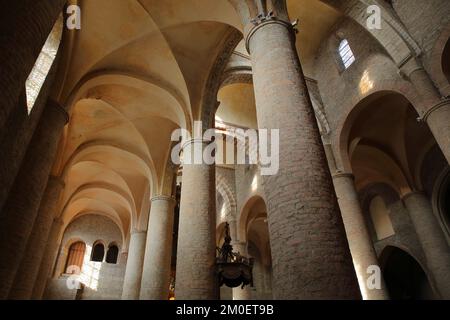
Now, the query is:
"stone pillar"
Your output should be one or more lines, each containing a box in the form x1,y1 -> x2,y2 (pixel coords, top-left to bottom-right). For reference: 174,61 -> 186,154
232,241 -> 252,300
401,58 -> 450,164
0,99 -> 68,298
0,0 -> 65,132
9,176 -> 65,299
175,139 -> 217,300
403,192 -> 450,298
31,217 -> 64,299
0,2 -> 64,220
422,100 -> 450,164
244,15 -> 360,299
140,196 -> 176,300
122,230 -> 146,300
332,173 -> 389,300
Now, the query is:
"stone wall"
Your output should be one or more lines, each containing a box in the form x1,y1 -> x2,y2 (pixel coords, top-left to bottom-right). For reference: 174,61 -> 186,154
45,214 -> 125,300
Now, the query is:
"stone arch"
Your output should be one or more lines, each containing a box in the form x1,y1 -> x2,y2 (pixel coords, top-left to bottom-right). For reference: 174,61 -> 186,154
379,245 -> 436,299
238,194 -> 267,243
337,90 -> 422,176
200,27 -> 243,128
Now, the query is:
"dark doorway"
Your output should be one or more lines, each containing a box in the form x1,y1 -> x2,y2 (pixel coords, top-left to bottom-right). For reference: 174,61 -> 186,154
381,247 -> 435,300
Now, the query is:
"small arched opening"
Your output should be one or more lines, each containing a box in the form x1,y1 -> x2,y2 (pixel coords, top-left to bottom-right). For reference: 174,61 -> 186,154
106,243 -> 119,264
91,241 -> 105,262
65,241 -> 86,274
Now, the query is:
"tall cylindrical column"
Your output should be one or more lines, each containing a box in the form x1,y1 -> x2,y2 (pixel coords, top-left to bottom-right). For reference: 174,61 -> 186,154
9,176 -> 65,299
140,196 -> 176,300
401,59 -> 450,164
175,139 -> 217,300
31,217 -> 64,299
423,100 -> 450,164
0,99 -> 68,298
246,17 -> 360,299
332,173 -> 389,300
403,192 -> 450,298
122,231 -> 147,300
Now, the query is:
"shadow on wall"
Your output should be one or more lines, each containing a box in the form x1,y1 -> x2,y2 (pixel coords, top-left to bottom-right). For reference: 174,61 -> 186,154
442,38 -> 450,86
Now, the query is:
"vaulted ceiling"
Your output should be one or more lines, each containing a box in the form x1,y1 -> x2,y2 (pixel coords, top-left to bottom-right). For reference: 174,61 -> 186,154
51,0 -> 342,239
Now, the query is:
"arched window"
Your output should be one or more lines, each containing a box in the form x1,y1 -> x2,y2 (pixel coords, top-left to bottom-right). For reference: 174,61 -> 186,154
106,244 -> 119,264
91,242 -> 105,262
25,14 -> 63,114
65,241 -> 86,274
338,39 -> 355,69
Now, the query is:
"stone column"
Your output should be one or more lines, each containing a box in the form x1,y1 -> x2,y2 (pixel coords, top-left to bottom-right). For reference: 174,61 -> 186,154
0,99 -> 68,298
175,139 -> 217,300
122,230 -> 147,300
332,173 -> 389,300
9,176 -> 65,299
403,192 -> 450,298
140,196 -> 176,300
31,217 -> 64,299
401,58 -> 450,164
244,15 -> 360,299
232,241 -> 252,300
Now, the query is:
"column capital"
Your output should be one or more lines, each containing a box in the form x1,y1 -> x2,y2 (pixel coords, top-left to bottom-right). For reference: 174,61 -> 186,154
402,190 -> 427,202
245,18 -> 296,54
332,171 -> 355,181
130,228 -> 146,235
398,56 -> 424,79
47,99 -> 69,125
150,195 -> 176,204
180,138 -> 210,152
418,98 -> 450,123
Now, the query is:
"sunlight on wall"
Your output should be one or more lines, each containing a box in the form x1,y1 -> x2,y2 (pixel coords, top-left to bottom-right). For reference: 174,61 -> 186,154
251,175 -> 258,192
78,245 -> 102,291
25,14 -> 63,114
359,70 -> 374,95
220,204 -> 227,221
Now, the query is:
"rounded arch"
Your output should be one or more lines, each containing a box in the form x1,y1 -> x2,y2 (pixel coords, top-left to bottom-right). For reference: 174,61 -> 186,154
238,194 -> 267,243
58,237 -> 86,275
337,90 -> 434,197
91,240 -> 106,262
379,245 -> 436,300
66,73 -> 190,131
105,242 -> 120,264
335,85 -> 422,171
200,27 -> 243,128
61,143 -> 155,193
